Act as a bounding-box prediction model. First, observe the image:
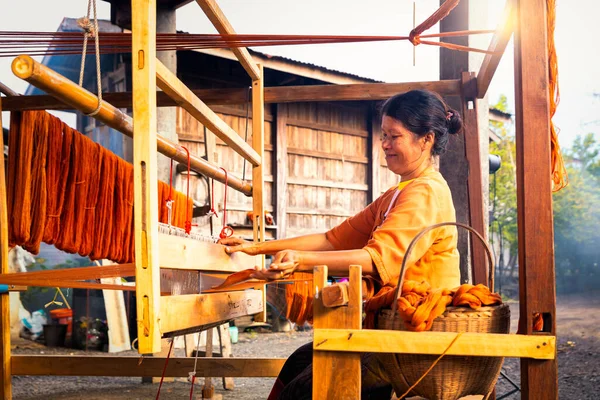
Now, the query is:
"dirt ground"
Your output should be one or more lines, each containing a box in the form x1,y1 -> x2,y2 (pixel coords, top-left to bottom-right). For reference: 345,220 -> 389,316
10,291 -> 600,400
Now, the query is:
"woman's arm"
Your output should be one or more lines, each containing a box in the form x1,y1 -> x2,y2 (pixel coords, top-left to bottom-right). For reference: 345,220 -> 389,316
219,233 -> 335,256
251,248 -> 379,280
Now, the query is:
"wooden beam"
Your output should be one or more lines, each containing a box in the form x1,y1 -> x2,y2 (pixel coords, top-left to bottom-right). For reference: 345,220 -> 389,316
314,329 -> 556,360
0,95 -> 12,399
462,72 -> 489,286
476,0 -> 516,98
132,0 -> 161,354
157,232 -> 256,272
287,177 -> 369,192
194,0 -> 261,81
368,104 -> 381,204
159,290 -> 263,334
513,0 -> 558,398
155,59 -> 261,166
10,55 -> 253,196
0,277 -> 135,292
313,265 -> 362,400
0,264 -> 134,283
1,80 -> 463,111
274,104 -> 288,239
12,355 -> 285,377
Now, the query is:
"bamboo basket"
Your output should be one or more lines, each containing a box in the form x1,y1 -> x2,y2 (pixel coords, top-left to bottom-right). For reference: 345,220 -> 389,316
376,222 -> 510,400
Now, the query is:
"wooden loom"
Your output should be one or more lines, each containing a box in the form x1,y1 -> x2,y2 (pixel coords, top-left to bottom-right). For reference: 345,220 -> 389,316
0,0 -> 559,399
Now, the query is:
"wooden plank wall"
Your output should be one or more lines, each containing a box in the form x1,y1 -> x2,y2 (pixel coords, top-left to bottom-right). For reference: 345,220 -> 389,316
177,101 -> 398,239
176,104 -> 274,233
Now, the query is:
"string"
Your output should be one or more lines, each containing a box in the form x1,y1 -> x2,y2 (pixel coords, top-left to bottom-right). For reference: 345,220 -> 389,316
155,339 -> 174,400
189,332 -> 203,399
181,145 -> 192,234
219,167 -> 233,239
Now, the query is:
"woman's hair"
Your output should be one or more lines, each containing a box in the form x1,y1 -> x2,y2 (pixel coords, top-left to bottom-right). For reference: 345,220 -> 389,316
381,89 -> 463,156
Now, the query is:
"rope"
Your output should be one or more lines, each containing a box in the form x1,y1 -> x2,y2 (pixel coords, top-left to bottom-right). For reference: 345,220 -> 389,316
155,339 -> 174,400
397,332 -> 463,399
77,0 -> 102,117
188,332 -> 203,399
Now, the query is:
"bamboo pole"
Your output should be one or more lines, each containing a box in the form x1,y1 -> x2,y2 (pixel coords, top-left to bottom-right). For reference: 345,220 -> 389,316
11,55 -> 252,196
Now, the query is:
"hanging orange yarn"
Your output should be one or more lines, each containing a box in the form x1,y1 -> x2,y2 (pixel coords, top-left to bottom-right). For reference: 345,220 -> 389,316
8,111 -> 34,245
90,147 -> 116,261
79,142 -> 103,256
43,114 -> 67,244
546,0 -> 567,191
23,111 -> 49,254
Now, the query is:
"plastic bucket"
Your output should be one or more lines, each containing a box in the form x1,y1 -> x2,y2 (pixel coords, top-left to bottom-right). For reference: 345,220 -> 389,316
43,324 -> 67,347
229,326 -> 239,344
50,308 -> 73,340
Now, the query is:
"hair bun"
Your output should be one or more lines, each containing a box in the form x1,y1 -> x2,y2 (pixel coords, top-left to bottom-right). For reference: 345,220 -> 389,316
446,108 -> 463,135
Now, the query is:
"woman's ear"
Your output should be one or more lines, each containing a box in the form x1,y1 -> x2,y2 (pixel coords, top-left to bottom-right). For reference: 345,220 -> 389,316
422,132 -> 435,150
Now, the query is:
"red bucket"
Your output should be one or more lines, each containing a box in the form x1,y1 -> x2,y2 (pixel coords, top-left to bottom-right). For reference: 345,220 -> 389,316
50,308 -> 73,339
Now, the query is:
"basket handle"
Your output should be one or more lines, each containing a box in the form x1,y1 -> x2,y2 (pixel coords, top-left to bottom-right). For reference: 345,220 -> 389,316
390,222 -> 495,317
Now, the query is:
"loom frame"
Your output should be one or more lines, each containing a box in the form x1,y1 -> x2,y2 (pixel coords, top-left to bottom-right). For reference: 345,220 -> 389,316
0,0 -> 559,398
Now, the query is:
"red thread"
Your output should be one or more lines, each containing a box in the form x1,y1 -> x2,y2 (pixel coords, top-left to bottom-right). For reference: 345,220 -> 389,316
219,167 -> 233,239
155,339 -> 174,400
189,375 -> 196,399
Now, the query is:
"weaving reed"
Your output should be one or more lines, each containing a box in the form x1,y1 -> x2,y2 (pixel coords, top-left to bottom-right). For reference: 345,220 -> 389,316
7,110 -> 193,262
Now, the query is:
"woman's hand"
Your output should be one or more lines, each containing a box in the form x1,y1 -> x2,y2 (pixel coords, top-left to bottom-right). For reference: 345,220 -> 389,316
218,236 -> 260,255
251,249 -> 302,280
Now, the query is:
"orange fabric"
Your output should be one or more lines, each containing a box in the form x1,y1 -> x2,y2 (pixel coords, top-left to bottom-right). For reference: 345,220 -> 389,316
364,280 -> 502,331
326,167 -> 460,290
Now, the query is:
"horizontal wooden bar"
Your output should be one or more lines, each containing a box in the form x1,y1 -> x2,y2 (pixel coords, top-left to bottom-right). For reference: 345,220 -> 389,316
287,118 -> 368,138
156,59 -> 261,166
287,147 -> 368,164
2,80 -> 462,111
195,0 -> 260,81
287,177 -> 369,192
314,329 -> 556,360
6,285 -> 27,292
0,277 -> 134,291
159,289 -> 263,333
12,355 -> 285,377
158,232 -> 257,272
476,0 -> 515,98
0,264 -> 134,283
10,55 -> 252,196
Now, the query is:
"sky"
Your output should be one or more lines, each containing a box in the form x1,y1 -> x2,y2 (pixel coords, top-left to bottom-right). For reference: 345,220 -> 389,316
1,0 -> 599,149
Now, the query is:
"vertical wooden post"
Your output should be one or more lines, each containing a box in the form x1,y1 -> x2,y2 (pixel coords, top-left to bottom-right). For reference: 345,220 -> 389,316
252,64 -> 267,322
274,103 -> 288,239
313,265 -> 362,399
368,103 -> 381,203
132,0 -> 161,354
439,0 -> 472,284
461,72 -> 488,285
0,97 -> 13,399
513,0 -> 558,398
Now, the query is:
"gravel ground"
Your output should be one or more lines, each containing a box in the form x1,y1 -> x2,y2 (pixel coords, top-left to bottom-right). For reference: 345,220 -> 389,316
11,292 -> 600,400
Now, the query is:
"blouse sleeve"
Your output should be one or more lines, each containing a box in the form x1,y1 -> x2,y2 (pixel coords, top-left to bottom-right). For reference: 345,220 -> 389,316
363,181 -> 441,286
325,193 -> 386,251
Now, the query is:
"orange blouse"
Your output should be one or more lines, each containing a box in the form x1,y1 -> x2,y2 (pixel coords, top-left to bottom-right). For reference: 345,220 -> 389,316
325,167 -> 460,290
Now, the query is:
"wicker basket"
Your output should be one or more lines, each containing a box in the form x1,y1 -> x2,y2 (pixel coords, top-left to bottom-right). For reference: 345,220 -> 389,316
377,222 -> 511,400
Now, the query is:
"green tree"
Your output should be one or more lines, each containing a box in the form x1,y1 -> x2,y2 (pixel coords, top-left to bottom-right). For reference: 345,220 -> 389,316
489,96 -> 519,288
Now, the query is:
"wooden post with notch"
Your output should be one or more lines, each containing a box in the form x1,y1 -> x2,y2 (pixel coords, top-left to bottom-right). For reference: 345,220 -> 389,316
313,265 -> 362,399
252,64 -> 267,323
132,0 -> 161,354
0,96 -> 13,400
513,0 -> 558,398
461,72 -> 488,285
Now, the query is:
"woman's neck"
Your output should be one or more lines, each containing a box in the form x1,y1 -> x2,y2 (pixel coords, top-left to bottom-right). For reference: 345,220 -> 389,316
401,159 -> 432,181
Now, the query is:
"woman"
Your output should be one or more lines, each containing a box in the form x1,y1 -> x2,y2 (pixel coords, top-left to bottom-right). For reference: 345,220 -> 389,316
220,89 -> 463,399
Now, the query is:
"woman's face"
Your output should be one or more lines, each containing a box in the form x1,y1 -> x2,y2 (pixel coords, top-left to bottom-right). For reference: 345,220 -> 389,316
381,115 -> 430,177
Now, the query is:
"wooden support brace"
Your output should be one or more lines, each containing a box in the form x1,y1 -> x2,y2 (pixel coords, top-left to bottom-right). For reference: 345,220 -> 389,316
477,0 -> 516,98
155,59 -> 261,166
313,329 -> 556,360
12,355 -> 285,377
195,0 -> 261,81
313,265 -> 362,400
0,94 -> 13,400
461,72 -> 489,286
